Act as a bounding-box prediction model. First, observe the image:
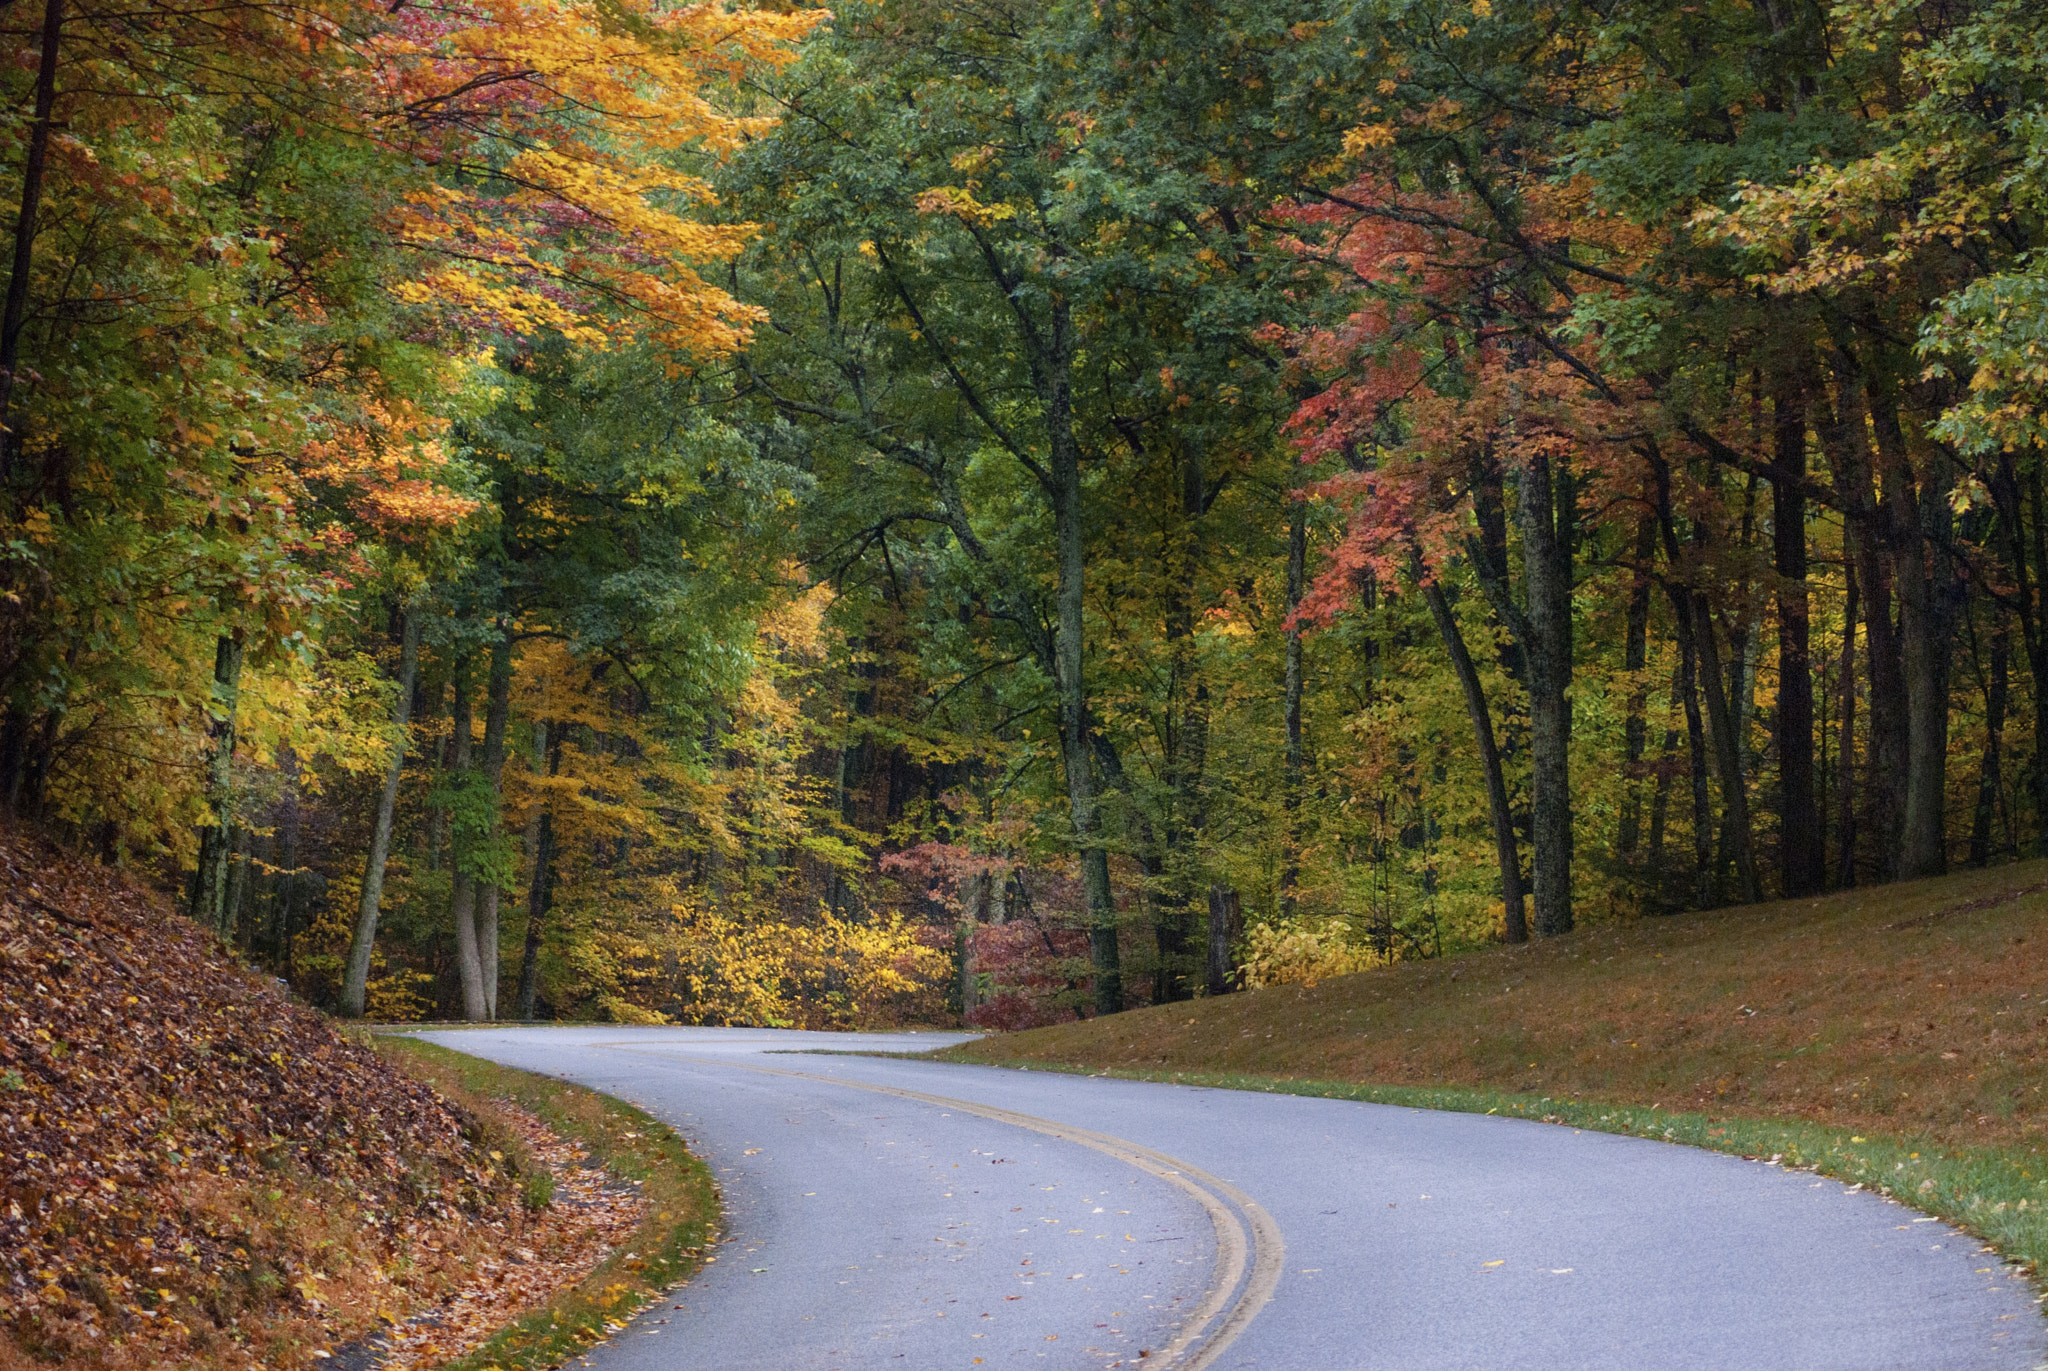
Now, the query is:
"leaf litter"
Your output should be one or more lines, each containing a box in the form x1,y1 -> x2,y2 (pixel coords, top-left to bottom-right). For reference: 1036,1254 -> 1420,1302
0,830 -> 642,1370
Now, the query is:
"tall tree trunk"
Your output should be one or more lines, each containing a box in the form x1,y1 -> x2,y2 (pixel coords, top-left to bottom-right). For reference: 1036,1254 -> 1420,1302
421,674 -> 449,872
1872,381 -> 1955,879
1648,448 -> 1756,906
1617,517 -> 1656,864
1281,488 -> 1306,917
342,607 -> 420,1017
189,632 -> 246,930
1771,380 -> 1822,895
1204,884 -> 1241,996
1691,589 -> 1762,901
446,658 -> 487,1021
1420,569 -> 1525,941
2031,463 -> 2048,856
1675,612 -> 1716,907
514,720 -> 560,1022
1995,458 -> 2048,856
1646,692 -> 1681,896
476,626 -> 513,1020
1156,440 -> 1209,1002
1970,610 -> 2009,868
1834,558 -> 1860,887
1817,359 -> 1908,862
1046,308 -> 1119,1016
1516,451 -> 1573,937
0,0 -> 64,469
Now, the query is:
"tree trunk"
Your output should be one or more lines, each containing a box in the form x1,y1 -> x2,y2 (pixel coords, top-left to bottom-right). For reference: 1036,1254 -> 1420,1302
2030,463 -> 2048,856
342,607 -> 419,1017
1674,610 -> 1716,908
219,826 -> 247,941
1046,304 -> 1119,1016
477,626 -> 513,1020
1816,362 -> 1907,863
0,0 -> 64,468
1834,558 -> 1860,887
446,658 -> 487,1021
1617,517 -> 1656,864
514,720 -> 559,1023
1989,455 -> 2048,857
1646,701 -> 1681,896
1516,451 -> 1573,937
1690,588 -> 1762,901
1281,487 -> 1306,917
1156,440 -> 1209,1003
189,632 -> 246,930
1771,380 -> 1821,895
1970,610 -> 2009,868
1204,884 -> 1241,996
1421,571 -> 1525,941
1873,383 -> 1955,879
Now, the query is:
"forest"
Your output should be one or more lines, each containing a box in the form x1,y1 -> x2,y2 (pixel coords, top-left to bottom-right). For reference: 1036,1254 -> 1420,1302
0,0 -> 2041,1027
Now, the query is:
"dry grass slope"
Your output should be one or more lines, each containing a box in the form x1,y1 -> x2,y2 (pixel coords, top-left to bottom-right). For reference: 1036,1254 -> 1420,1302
949,861 -> 2048,1150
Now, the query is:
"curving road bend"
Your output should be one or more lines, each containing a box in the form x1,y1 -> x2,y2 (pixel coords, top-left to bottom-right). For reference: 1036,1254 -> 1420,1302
414,1027 -> 2045,1370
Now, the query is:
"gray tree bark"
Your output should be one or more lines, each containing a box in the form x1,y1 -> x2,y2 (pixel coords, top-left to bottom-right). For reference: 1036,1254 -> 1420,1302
476,626 -> 514,1019
1871,380 -> 1955,880
1420,568 -> 1525,942
1282,489 -> 1306,919
1042,300 -> 1119,1016
1969,610 -> 2009,868
1617,517 -> 1656,865
446,658 -> 487,1021
1771,379 -> 1822,895
1204,884 -> 1241,997
342,607 -> 420,1017
515,719 -> 559,1022
1516,452 -> 1574,937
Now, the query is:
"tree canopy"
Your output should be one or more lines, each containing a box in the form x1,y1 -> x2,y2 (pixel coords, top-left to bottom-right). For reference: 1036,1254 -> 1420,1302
5,0 -> 2045,1028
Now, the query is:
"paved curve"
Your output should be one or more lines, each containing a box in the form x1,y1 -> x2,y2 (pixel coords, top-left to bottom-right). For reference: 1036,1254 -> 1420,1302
416,1027 -> 2045,1370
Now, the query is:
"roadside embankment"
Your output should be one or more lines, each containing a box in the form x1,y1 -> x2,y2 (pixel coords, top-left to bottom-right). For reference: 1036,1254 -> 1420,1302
0,830 -> 714,1371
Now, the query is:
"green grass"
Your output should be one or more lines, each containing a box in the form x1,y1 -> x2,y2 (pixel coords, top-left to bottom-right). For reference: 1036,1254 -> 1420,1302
375,1036 -> 721,1371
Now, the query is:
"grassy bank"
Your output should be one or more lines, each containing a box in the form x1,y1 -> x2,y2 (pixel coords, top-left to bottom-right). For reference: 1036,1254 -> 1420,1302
374,1038 -> 720,1371
938,861 -> 2048,1275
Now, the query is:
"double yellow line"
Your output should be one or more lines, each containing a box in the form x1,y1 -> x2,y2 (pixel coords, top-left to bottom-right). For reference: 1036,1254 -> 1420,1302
615,1049 -> 1286,1369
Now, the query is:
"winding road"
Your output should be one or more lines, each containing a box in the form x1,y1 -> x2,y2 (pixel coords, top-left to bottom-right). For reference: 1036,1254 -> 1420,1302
415,1027 -> 2045,1370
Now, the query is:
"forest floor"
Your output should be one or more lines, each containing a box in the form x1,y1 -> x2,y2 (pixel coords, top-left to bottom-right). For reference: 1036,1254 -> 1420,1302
939,859 -> 2048,1273
0,828 -> 717,1371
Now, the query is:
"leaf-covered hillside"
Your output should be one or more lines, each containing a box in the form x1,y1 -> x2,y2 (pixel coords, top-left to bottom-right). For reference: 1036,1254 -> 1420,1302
0,831 -> 520,1367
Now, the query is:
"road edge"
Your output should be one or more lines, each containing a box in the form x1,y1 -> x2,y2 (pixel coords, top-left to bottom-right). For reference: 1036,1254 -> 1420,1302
376,1035 -> 724,1371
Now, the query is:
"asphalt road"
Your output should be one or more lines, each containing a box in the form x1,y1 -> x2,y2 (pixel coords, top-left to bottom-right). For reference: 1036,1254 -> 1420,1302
415,1027 -> 2047,1370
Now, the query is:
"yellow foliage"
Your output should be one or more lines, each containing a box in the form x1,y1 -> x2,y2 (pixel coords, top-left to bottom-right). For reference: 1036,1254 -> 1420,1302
912,186 -> 1018,228
1239,917 -> 1386,990
661,897 -> 950,1029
